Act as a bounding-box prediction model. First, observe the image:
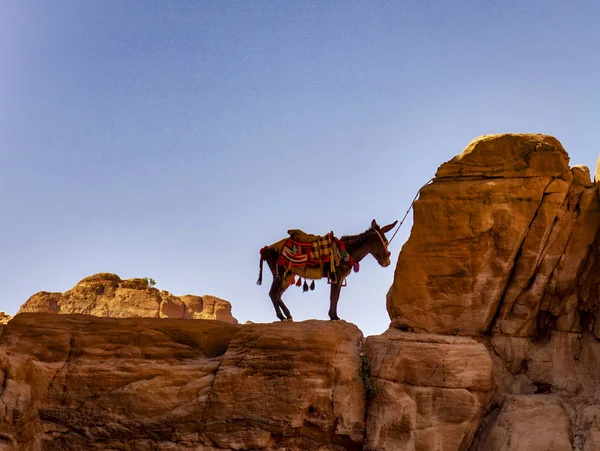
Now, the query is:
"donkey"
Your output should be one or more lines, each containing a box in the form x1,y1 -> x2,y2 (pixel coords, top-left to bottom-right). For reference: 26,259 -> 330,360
257,219 -> 398,321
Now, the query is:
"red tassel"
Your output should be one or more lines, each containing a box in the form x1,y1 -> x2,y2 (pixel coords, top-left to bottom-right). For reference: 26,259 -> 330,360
296,277 -> 302,287
290,275 -> 296,285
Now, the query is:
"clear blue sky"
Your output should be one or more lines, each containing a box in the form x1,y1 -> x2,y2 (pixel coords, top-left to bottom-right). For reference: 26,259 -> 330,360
1,1 -> 599,336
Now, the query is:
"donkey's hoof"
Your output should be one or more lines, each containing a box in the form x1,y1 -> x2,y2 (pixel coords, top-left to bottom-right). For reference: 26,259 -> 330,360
329,316 -> 341,321
283,317 -> 294,322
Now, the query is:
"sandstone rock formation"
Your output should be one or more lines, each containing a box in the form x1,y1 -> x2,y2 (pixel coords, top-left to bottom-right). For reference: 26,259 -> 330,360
2,134 -> 599,450
18,273 -> 237,324
388,134 -> 600,337
385,133 -> 600,450
0,313 -> 368,450
365,329 -> 495,450
0,313 -> 11,325
0,313 -> 496,450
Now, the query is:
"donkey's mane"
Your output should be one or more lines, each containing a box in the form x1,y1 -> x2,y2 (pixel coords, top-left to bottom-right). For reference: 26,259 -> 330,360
340,228 -> 373,247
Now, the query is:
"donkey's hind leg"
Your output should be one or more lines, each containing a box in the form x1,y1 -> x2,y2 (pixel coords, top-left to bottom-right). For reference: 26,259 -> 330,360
269,265 -> 293,321
267,264 -> 291,321
269,278 -> 286,321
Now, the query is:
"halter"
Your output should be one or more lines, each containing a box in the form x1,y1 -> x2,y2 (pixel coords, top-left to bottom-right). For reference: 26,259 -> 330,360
374,228 -> 390,256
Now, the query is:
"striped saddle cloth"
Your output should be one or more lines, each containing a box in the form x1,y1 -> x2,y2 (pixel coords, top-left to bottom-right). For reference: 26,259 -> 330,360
277,231 -> 336,272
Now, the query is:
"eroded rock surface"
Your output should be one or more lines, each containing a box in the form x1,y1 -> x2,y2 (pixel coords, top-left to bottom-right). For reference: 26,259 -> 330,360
3,134 -> 599,450
0,314 -> 369,450
388,134 -> 600,337
385,133 -> 600,450
203,321 -> 366,450
18,273 -> 237,324
474,396 -> 573,451
0,313 -> 496,451
365,330 -> 496,450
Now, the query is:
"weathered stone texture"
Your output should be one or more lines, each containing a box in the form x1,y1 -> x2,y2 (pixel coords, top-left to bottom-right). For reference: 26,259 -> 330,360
364,329 -> 496,451
474,396 -> 573,451
17,273 -> 237,324
0,314 -> 370,450
203,321 -> 366,450
0,313 -> 241,450
3,134 -> 599,451
387,134 -> 600,450
387,134 -> 600,337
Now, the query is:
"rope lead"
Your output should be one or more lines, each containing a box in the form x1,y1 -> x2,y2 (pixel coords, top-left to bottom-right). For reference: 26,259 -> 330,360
388,177 -> 435,245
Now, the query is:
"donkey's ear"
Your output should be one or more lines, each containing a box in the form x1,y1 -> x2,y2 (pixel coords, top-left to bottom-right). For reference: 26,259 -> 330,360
380,220 -> 398,234
371,219 -> 379,229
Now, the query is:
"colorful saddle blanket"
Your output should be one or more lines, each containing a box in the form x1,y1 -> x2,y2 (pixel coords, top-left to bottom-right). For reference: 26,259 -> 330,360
273,230 -> 355,282
278,232 -> 334,269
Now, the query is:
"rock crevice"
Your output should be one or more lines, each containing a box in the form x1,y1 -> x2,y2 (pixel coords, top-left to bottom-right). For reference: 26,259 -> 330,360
386,133 -> 600,450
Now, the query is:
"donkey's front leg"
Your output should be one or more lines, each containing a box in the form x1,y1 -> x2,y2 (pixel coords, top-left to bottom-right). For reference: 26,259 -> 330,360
328,282 -> 342,320
278,298 -> 293,321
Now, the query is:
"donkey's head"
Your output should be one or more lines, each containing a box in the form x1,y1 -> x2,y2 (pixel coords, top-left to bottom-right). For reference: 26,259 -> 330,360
368,219 -> 398,267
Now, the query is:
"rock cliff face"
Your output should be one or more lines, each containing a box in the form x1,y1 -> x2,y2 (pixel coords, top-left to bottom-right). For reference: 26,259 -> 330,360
386,133 -> 600,450
365,330 -> 495,450
17,273 -> 237,325
388,134 -> 599,337
2,134 -> 599,450
0,314 -> 368,450
0,313 -> 495,451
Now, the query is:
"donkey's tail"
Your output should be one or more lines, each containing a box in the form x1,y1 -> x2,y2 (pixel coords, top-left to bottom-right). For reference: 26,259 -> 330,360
257,246 -> 268,285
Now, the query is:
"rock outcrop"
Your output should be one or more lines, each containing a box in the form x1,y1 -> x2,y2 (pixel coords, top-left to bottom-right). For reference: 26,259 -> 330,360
385,133 -> 600,450
388,134 -> 600,337
0,313 -> 497,450
2,134 -> 599,450
0,313 -> 367,450
18,273 -> 237,324
365,330 -> 495,450
0,312 -> 11,325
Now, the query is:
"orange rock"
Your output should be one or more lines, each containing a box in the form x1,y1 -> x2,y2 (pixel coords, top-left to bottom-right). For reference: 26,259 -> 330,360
0,314 -> 366,449
365,329 -> 496,450
4,134 -> 600,451
435,133 -> 569,179
0,311 -> 11,325
386,134 -> 600,449
389,174 -> 556,335
182,294 -> 237,324
204,320 -> 366,450
18,273 -> 238,324
474,396 -> 573,451
0,313 -> 241,449
387,133 -> 600,337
